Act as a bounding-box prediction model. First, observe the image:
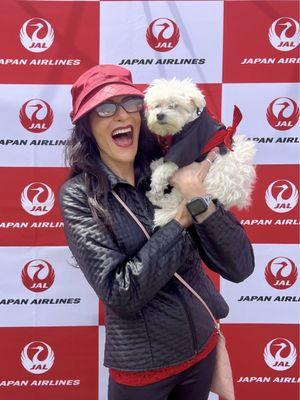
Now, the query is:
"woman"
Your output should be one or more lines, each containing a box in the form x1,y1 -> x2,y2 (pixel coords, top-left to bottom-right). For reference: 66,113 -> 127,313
59,64 -> 255,400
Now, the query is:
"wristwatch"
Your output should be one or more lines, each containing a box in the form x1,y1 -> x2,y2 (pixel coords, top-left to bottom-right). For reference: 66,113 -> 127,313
186,195 -> 213,221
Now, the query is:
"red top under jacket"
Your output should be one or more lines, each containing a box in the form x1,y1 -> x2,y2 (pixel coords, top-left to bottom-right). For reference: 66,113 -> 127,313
109,329 -> 218,386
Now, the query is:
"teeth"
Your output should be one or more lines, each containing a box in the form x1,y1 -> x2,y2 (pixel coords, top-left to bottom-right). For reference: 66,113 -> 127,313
112,128 -> 132,137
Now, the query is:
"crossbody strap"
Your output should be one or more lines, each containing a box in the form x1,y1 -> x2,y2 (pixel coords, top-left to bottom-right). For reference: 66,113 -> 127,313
112,190 -> 219,330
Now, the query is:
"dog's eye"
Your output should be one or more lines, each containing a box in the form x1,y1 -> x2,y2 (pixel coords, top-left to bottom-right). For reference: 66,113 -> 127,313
154,104 -> 161,109
168,104 -> 177,109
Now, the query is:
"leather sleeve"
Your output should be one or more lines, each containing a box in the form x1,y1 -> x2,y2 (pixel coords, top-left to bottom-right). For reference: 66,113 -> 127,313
59,179 -> 195,317
191,201 -> 255,283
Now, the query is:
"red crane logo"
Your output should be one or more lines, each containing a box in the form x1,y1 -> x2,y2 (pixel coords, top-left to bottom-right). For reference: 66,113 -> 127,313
269,17 -> 300,52
19,18 -> 54,53
21,182 -> 55,216
266,97 -> 299,131
146,18 -> 180,52
21,259 -> 55,292
265,179 -> 298,213
19,99 -> 54,133
265,257 -> 298,289
264,338 -> 297,371
21,341 -> 55,374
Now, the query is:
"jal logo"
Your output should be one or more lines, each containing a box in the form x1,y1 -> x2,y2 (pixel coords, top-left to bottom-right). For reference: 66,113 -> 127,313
20,18 -> 54,53
21,259 -> 55,292
269,17 -> 300,52
21,341 -> 55,374
266,97 -> 299,131
146,18 -> 180,52
19,99 -> 54,133
264,338 -> 297,371
265,180 -> 298,213
21,182 -> 55,216
265,257 -> 298,289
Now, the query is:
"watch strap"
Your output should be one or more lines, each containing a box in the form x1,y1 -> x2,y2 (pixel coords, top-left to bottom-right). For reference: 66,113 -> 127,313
200,194 -> 213,208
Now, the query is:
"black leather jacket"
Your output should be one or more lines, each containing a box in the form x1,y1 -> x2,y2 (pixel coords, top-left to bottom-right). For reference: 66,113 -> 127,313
59,162 -> 255,371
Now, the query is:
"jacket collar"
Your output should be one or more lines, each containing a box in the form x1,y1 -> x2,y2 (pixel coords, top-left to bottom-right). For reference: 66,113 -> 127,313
98,160 -> 150,191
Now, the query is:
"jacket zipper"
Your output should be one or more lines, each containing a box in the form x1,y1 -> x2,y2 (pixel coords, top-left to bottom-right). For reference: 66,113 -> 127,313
174,285 -> 198,355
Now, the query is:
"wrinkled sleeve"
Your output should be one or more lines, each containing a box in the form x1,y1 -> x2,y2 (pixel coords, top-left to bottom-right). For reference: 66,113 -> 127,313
191,201 -> 255,283
59,180 -> 195,317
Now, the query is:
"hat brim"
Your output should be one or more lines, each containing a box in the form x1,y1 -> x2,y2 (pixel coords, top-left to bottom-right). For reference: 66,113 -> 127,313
72,83 -> 144,124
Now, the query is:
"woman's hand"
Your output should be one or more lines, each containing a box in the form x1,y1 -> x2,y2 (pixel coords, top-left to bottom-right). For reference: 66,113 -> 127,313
169,148 -> 219,199
171,148 -> 219,229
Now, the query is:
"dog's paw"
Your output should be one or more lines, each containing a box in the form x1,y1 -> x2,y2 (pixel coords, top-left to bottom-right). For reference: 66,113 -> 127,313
146,187 -> 165,206
151,162 -> 178,195
151,180 -> 164,197
162,161 -> 178,176
147,186 -> 182,210
150,157 -> 164,172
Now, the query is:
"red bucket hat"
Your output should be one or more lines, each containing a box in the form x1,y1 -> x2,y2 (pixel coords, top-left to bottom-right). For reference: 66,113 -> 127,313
70,64 -> 144,124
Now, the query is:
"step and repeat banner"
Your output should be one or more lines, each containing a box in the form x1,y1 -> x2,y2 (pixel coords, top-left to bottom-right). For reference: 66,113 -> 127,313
0,1 -> 299,399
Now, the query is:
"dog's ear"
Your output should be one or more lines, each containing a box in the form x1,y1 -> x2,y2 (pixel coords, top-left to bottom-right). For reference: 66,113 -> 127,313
183,79 -> 206,110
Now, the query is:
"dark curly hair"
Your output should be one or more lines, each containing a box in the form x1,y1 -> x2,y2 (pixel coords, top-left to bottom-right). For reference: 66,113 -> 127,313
64,112 -> 162,229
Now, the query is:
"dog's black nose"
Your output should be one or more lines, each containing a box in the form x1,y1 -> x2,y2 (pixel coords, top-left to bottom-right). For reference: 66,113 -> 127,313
157,113 -> 165,121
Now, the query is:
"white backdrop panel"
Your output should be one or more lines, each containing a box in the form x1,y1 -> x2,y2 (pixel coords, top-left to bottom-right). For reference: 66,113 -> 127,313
0,84 -> 72,167
222,83 -> 300,165
0,246 -> 99,327
100,0 -> 223,83
221,244 -> 299,324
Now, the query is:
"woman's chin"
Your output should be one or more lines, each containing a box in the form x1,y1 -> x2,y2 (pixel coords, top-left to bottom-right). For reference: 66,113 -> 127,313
115,146 -> 138,163
114,151 -> 137,164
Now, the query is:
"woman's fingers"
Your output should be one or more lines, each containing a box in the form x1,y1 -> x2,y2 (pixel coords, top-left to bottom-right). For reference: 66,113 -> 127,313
169,147 -> 220,187
206,147 -> 219,163
199,147 -> 219,178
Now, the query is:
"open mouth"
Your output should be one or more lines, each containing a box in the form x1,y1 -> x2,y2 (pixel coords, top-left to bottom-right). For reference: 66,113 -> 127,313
111,125 -> 134,147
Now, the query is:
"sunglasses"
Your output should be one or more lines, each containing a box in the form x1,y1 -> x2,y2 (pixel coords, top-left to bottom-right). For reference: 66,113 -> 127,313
94,97 -> 144,118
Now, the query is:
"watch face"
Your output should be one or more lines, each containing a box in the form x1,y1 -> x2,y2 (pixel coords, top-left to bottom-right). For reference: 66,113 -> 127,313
187,198 -> 207,216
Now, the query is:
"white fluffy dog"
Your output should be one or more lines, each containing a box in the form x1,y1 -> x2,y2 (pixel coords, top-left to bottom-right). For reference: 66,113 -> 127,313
144,78 -> 256,227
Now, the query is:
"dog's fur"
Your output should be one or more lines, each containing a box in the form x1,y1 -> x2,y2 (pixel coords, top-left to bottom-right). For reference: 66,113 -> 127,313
144,78 -> 256,227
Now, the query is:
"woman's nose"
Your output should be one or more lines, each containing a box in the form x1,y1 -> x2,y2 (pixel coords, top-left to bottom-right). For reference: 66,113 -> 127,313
114,104 -> 129,120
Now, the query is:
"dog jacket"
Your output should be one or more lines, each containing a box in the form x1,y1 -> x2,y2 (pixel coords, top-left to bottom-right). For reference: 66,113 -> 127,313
164,106 -> 242,168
